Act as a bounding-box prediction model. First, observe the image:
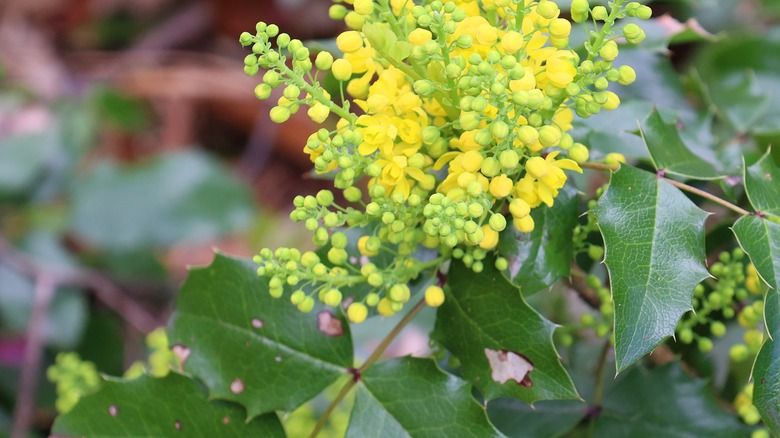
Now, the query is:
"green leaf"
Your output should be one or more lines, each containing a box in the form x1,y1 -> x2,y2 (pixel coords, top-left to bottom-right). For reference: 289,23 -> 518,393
596,362 -> 748,437
487,399 -> 585,438
52,373 -> 285,437
168,253 -> 353,417
592,165 -> 710,371
345,357 -> 504,437
732,215 -> 780,433
744,149 -> 780,217
693,34 -> 780,136
697,71 -> 769,133
69,150 -> 255,251
432,258 -> 578,403
0,133 -> 51,200
499,185 -> 578,295
754,292 -> 780,435
640,109 -> 723,179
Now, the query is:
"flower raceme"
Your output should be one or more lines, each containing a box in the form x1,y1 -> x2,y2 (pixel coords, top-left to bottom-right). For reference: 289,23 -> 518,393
242,0 -> 649,322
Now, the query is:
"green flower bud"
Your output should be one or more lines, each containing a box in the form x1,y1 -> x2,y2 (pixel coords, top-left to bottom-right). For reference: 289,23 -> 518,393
313,227 -> 329,245
569,143 -> 589,163
517,125 -> 539,146
269,106 -> 291,123
475,128 -> 492,147
480,157 -> 501,177
591,6 -> 608,21
468,203 -> 484,218
498,150 -> 519,169
459,111 -> 481,131
327,247 -> 348,265
489,214 -> 507,232
491,121 -> 509,139
636,5 -> 652,20
315,51 -> 334,70
710,321 -> 727,338
413,80 -> 436,97
262,70 -> 282,87
538,125 -> 561,147
298,296 -> 315,313
254,83 -> 272,100
331,232 -> 348,249
239,32 -> 254,46
599,41 -> 619,61
588,245 -> 604,261
623,23 -> 646,44
323,288 -> 343,306
571,0 -> 590,23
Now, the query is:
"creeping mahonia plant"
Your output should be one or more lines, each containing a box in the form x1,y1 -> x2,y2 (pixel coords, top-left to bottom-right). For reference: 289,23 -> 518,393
50,1 -> 780,437
242,0 -> 650,322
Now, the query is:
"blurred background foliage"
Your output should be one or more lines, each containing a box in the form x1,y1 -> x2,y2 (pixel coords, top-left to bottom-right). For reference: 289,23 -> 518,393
0,0 -> 779,436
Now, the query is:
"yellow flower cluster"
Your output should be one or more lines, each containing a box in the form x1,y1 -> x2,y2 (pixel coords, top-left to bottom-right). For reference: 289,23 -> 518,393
243,0 -> 648,321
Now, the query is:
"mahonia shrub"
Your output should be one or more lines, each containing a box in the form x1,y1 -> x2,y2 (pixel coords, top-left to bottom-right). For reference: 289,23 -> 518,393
244,0 -> 647,321
51,1 -> 780,437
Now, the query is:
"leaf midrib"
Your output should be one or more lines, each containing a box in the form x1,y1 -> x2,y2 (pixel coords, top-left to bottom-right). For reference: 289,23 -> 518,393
180,312 -> 348,373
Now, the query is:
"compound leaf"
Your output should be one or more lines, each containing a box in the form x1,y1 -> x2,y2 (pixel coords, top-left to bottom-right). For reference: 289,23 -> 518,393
592,165 -> 710,372
345,357 -> 504,437
52,372 -> 285,437
433,259 -> 578,403
168,253 -> 353,418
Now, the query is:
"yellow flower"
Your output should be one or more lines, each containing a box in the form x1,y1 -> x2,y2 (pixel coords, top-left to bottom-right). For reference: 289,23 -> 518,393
489,174 -> 513,198
408,28 -> 433,46
337,31 -> 364,53
544,50 -> 578,88
515,152 -> 581,207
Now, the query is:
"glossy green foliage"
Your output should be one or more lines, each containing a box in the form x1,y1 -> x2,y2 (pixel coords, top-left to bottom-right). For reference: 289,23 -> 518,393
433,259 -> 577,403
733,216 -> 780,433
167,254 -> 353,417
52,373 -> 285,437
499,185 -> 578,295
593,165 -> 710,371
345,358 -> 504,437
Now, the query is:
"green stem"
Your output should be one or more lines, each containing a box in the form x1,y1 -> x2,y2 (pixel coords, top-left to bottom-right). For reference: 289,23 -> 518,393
587,338 -> 612,438
587,0 -> 625,60
308,377 -> 356,438
580,162 -> 751,217
662,178 -> 751,217
276,62 -> 356,123
309,297 -> 428,437
359,298 -> 428,371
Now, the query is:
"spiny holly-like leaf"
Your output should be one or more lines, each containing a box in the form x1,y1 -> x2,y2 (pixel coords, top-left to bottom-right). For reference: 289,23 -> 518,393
432,259 -> 578,403
499,184 -> 578,295
167,253 -> 353,418
744,149 -> 780,217
640,109 -> 723,180
592,165 -> 710,372
52,373 -> 285,437
345,357 -> 505,437
733,215 -> 780,433
596,362 -> 748,437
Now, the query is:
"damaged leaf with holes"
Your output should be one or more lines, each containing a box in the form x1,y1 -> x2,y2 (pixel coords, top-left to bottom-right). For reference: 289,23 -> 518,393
167,254 -> 354,418
52,373 -> 285,436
